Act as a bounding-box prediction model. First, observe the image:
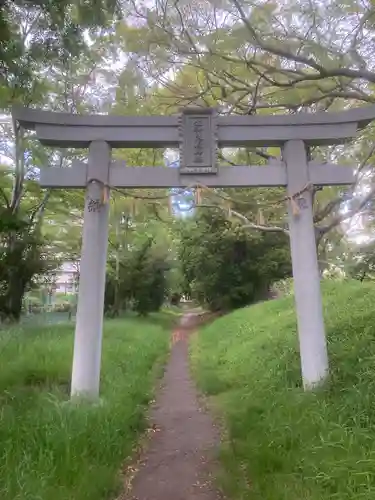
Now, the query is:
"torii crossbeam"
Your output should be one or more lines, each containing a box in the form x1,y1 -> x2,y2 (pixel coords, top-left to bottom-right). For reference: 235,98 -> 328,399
12,105 -> 375,397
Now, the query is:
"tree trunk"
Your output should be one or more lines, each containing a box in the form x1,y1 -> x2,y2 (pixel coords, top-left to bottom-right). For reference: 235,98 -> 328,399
0,267 -> 28,322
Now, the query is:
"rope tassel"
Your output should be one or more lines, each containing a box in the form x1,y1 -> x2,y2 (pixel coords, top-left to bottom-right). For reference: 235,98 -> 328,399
289,197 -> 300,216
195,187 -> 201,205
257,209 -> 265,225
286,183 -> 313,217
101,185 -> 110,205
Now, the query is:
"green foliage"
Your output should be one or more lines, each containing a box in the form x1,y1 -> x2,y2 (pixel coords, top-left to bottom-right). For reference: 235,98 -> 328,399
346,239 -> 375,281
191,280 -> 375,500
272,277 -> 294,296
0,209 -> 28,232
0,0 -> 127,322
105,237 -> 170,316
0,314 -> 170,499
131,238 -> 169,315
178,209 -> 291,311
0,212 -> 54,321
0,0 -> 120,101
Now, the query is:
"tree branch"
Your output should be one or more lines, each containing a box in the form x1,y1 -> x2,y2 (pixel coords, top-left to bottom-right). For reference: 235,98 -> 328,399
230,0 -> 375,84
230,207 -> 289,235
320,185 -> 375,237
190,203 -> 290,235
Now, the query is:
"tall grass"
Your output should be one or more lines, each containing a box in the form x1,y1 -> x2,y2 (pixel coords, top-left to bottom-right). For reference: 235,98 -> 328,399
191,280 -> 375,500
0,313 -> 172,500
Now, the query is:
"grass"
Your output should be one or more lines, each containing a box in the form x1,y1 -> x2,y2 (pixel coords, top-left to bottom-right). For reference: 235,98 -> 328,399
191,280 -> 375,500
0,312 -> 175,500
20,310 -> 74,326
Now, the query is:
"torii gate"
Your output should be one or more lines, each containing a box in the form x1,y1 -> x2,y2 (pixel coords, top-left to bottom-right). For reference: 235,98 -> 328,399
12,105 -> 375,398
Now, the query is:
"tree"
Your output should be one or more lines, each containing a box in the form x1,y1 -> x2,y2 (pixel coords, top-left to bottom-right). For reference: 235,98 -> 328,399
0,201 -> 53,321
131,237 -> 169,315
116,1 -> 375,273
127,0 -> 375,111
0,0 -> 121,97
0,1 -> 124,321
178,209 -> 291,311
105,234 -> 171,316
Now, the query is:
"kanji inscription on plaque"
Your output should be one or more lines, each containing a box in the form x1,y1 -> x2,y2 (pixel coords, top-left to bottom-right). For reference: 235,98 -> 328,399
179,108 -> 217,174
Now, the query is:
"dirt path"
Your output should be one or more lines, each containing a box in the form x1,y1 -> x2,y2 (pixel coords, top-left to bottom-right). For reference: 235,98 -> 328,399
125,312 -> 224,500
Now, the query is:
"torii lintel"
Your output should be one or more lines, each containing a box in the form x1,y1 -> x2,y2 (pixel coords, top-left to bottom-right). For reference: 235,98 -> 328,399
12,105 -> 375,148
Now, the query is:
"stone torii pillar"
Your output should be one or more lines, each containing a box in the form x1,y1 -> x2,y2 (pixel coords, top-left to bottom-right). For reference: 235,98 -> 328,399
12,105 -> 375,396
283,141 -> 328,389
71,141 -> 111,398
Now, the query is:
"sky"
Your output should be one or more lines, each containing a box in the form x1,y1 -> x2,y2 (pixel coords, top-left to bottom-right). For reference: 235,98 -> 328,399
167,158 -> 195,217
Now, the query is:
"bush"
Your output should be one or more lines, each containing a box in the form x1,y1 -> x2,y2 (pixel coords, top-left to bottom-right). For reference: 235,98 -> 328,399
52,302 -> 71,313
272,277 -> 294,296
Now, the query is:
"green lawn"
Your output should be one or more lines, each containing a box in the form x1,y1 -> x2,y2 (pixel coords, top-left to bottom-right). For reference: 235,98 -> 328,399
0,313 -> 173,500
191,280 -> 375,500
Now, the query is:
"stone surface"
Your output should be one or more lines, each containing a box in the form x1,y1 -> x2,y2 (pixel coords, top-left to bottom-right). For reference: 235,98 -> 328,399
14,104 -> 375,148
283,139 -> 329,388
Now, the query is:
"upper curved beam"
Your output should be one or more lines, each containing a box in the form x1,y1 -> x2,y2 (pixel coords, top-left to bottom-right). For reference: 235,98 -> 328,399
12,105 -> 375,148
12,106 -> 176,129
222,105 -> 375,128
13,104 -> 375,128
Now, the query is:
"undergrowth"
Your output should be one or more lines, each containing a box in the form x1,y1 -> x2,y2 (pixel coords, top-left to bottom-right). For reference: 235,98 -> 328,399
191,280 -> 375,500
0,313 -> 172,500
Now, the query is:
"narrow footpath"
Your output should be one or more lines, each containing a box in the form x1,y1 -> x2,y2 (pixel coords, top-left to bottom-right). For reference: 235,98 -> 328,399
125,312 -> 224,500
